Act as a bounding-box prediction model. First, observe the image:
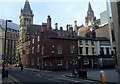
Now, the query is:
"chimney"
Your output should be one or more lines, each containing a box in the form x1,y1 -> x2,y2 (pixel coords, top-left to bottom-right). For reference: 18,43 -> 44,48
47,15 -> 51,30
60,26 -> 63,30
55,23 -> 58,30
66,24 -> 70,31
69,26 -> 74,37
74,21 -> 77,31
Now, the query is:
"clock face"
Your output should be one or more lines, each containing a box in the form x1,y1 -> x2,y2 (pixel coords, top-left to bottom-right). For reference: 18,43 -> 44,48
88,21 -> 91,26
90,28 -> 92,32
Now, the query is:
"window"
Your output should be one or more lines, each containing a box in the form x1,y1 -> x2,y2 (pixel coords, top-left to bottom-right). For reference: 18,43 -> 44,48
57,59 -> 62,66
50,59 -> 54,66
58,45 -> 62,54
70,45 -> 75,53
37,45 -> 40,52
85,40 -> 88,45
32,39 -> 34,43
91,41 -> 94,46
31,59 -> 34,65
37,36 -> 40,42
86,47 -> 88,55
92,47 -> 95,55
37,58 -> 40,65
26,59 -> 29,65
100,47 -> 104,55
44,60 -> 47,66
79,40 -> 82,45
42,46 -> 44,55
26,48 -> 30,54
32,47 -> 34,53
79,47 -> 83,54
106,47 -> 110,55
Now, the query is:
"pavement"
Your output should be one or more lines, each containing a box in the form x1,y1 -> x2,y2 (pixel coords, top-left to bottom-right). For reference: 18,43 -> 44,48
0,66 -> 18,84
65,68 -> 118,84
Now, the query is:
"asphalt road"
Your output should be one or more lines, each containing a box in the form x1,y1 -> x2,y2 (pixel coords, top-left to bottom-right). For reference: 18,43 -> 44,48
8,68 -> 98,84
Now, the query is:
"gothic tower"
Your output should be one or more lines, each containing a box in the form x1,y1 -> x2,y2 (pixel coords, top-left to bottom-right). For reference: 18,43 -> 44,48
84,2 -> 96,37
85,2 -> 96,26
16,0 -> 34,62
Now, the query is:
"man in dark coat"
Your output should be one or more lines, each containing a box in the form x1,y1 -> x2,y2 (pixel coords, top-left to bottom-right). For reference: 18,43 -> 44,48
20,63 -> 23,71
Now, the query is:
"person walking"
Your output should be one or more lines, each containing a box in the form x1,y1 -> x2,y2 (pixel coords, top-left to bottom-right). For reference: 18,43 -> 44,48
20,63 -> 23,71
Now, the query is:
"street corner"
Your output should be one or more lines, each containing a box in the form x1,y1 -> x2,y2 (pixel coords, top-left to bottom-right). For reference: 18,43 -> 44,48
64,74 -> 77,78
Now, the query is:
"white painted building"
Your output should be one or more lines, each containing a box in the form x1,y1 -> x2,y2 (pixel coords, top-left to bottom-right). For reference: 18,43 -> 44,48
78,37 -> 114,68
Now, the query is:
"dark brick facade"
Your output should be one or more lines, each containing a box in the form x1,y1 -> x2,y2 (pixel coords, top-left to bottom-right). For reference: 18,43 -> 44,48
22,16 -> 79,70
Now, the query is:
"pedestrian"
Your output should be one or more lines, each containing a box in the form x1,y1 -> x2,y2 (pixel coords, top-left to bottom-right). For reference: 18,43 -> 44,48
20,63 -> 23,71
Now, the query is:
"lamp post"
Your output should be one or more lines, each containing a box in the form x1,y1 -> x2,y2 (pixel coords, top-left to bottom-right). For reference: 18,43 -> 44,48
2,20 -> 12,78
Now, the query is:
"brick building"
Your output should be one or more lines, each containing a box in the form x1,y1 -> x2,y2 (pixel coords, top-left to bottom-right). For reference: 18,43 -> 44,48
22,16 -> 79,70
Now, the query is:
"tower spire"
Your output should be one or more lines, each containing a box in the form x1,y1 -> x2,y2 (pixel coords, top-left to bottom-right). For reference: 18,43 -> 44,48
88,2 -> 92,12
26,0 -> 29,2
21,0 -> 33,15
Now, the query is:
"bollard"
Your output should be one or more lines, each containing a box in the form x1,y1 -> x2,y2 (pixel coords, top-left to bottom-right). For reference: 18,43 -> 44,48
100,70 -> 106,84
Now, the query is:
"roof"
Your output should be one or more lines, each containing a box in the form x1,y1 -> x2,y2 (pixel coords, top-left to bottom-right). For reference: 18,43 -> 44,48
95,24 -> 110,39
88,2 -> 93,12
26,24 -> 41,35
49,36 -> 77,40
53,29 -> 69,37
21,0 -> 33,15
78,36 -> 109,41
0,19 -> 19,30
78,26 -> 89,37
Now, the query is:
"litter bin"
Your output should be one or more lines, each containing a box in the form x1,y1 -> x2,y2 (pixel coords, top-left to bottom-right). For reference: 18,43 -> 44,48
78,69 -> 87,78
2,69 -> 8,78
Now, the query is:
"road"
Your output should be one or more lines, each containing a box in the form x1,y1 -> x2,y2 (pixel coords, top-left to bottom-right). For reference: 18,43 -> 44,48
8,67 -> 98,84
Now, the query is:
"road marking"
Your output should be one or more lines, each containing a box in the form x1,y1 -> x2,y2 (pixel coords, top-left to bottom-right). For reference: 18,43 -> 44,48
9,75 -> 23,84
46,78 -> 62,83
35,74 -> 42,77
57,77 -> 80,82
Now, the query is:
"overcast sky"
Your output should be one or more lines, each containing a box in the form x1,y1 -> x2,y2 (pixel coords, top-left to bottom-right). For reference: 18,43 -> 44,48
0,0 -> 107,29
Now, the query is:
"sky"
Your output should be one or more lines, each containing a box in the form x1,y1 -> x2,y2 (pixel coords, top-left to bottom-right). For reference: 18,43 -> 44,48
0,0 -> 107,30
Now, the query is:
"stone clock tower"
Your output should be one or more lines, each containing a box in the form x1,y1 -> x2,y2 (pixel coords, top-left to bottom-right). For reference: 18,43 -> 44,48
16,0 -> 34,62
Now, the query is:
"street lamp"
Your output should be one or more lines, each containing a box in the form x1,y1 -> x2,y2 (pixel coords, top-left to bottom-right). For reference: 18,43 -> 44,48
2,20 -> 12,78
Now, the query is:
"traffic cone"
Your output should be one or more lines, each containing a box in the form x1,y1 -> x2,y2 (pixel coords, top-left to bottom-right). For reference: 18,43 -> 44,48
100,70 -> 106,84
